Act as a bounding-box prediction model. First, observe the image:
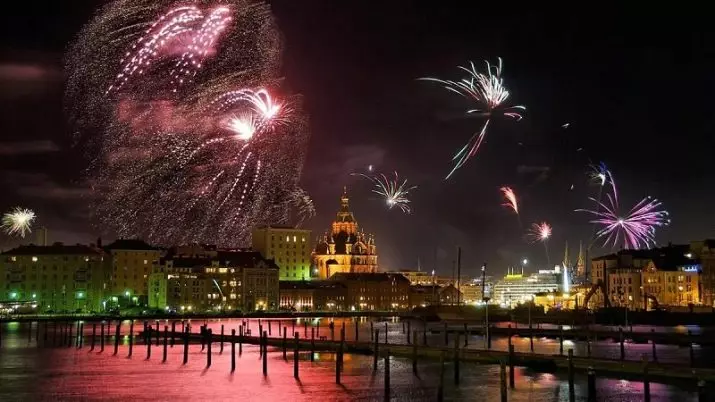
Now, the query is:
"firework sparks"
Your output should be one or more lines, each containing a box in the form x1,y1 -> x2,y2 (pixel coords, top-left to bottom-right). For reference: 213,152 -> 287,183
67,0 -> 308,246
527,222 -> 552,243
500,186 -> 519,214
2,207 -> 36,238
354,171 -> 417,214
421,57 -> 525,179
527,221 -> 552,267
578,194 -> 669,250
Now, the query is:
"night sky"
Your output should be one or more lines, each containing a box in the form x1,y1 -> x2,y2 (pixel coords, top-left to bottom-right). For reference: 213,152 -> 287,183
1,2 -> 713,277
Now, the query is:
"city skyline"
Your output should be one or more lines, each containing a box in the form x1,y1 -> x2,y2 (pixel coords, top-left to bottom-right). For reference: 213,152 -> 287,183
1,2 -> 714,277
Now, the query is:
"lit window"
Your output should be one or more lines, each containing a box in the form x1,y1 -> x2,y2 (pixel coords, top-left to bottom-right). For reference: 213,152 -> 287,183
293,236 -> 297,242
144,260 -> 148,265
286,236 -> 290,242
32,256 -> 38,262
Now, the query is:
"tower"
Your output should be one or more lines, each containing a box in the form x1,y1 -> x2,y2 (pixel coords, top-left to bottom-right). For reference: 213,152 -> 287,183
576,241 -> 585,278
562,240 -> 571,270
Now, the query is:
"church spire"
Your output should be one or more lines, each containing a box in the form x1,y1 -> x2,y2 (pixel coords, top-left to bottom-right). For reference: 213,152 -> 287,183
562,240 -> 570,269
577,241 -> 585,276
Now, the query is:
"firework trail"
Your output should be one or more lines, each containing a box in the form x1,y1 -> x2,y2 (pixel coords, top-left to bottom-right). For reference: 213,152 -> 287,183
577,194 -> 669,250
589,162 -> 617,204
421,58 -> 525,179
526,221 -> 552,267
66,0 -> 309,246
353,171 -> 417,214
2,207 -> 36,238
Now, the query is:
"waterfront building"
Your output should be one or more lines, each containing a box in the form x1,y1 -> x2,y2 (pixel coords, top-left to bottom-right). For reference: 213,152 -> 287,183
693,239 -> 715,307
492,268 -> 561,307
0,244 -> 109,313
408,284 -> 440,308
589,244 -> 705,310
459,282 -> 483,304
438,284 -> 462,305
330,272 -> 409,311
149,249 -> 279,312
104,239 -> 162,305
278,280 -> 347,311
252,226 -> 312,280
312,188 -> 378,279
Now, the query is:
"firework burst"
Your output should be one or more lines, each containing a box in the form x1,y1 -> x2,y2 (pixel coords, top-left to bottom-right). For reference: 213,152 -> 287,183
2,207 -> 36,238
500,186 -> 519,214
354,171 -> 417,214
527,221 -> 552,267
421,57 -> 525,179
66,0 -> 309,246
578,195 -> 669,250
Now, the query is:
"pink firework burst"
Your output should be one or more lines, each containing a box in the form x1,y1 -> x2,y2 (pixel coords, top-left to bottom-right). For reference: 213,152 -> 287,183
527,222 -> 552,243
578,194 -> 670,250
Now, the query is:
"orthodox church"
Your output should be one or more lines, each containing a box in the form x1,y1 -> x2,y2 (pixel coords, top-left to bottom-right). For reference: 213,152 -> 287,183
312,188 -> 378,279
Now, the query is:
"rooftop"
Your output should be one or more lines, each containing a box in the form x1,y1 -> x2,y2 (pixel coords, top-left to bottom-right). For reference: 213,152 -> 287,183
2,244 -> 103,256
104,239 -> 159,251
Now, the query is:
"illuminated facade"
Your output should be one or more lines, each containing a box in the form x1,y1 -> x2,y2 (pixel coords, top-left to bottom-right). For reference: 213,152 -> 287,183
252,226 -> 311,280
278,280 -> 347,311
150,250 -> 279,312
331,273 -> 409,311
0,244 -> 109,313
312,188 -> 378,279
492,269 -> 561,307
105,239 -> 162,304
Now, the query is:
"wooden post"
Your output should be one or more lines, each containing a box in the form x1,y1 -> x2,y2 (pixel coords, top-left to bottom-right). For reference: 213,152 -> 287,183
402,321 -> 405,334
619,327 -> 625,361
500,360 -> 507,402
262,331 -> 267,376
68,322 -> 73,348
373,329 -> 379,371
642,354 -> 650,402
384,322 -> 388,344
143,321 -> 148,344
294,332 -> 299,379
411,331 -> 418,375
155,321 -> 160,346
128,320 -> 134,357
587,368 -> 596,402
310,327 -> 315,362
444,322 -> 448,346
587,333 -> 591,357
437,351 -> 445,402
231,329 -> 236,372
292,319 -> 296,336
317,320 -> 320,338
162,326 -> 168,363
206,329 -> 212,368
559,325 -> 564,356
220,324 -> 224,354
568,349 -> 575,402
78,322 -> 84,348
463,323 -> 468,347
651,329 -> 657,362
171,321 -> 176,347
113,322 -> 120,356
508,344 -> 515,389
689,330 -> 695,367
408,321 -> 412,344
454,334 -> 460,385
355,320 -> 358,342
146,328 -> 152,360
183,326 -> 189,365
698,380 -> 706,402
283,327 -> 287,360
336,331 -> 343,384
384,350 -> 390,402
239,326 -> 243,356
370,321 -> 374,340
304,320 -> 308,338
90,323 -> 96,351
100,322 -> 105,352
268,320 -> 272,336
